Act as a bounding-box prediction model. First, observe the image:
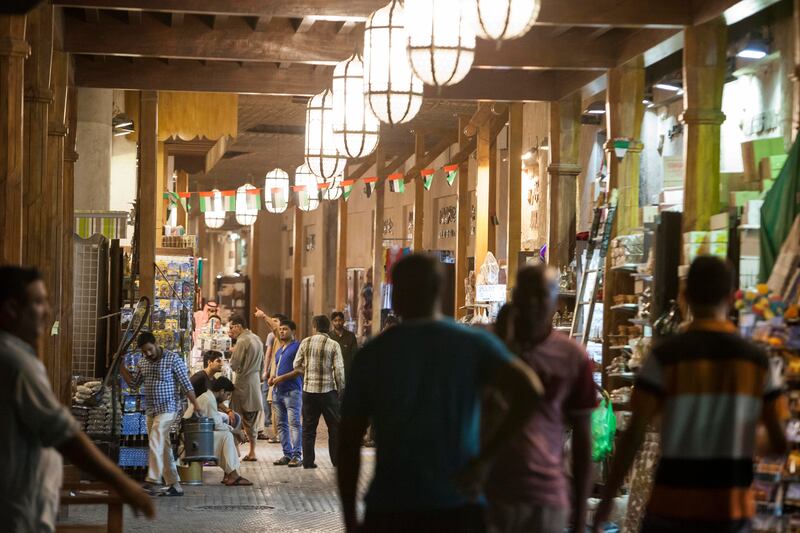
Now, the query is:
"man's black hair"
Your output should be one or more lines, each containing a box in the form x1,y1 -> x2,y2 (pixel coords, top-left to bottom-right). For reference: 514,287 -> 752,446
313,315 -> 331,333
280,319 -> 297,332
391,254 -> 442,319
229,314 -> 247,328
0,266 -> 43,307
274,313 -> 289,322
331,311 -> 345,321
202,350 -> 223,368
686,256 -> 735,307
137,331 -> 157,348
210,376 -> 235,392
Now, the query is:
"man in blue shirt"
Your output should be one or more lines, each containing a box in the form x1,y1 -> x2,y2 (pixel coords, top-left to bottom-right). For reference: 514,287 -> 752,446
338,254 -> 543,533
268,319 -> 303,467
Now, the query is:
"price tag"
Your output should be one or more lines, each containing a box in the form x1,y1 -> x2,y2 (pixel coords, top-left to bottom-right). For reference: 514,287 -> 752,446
476,284 -> 507,303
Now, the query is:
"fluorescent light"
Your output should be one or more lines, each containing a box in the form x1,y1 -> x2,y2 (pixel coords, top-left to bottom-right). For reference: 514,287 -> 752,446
587,109 -> 605,115
654,83 -> 682,92
584,101 -> 605,115
737,49 -> 767,59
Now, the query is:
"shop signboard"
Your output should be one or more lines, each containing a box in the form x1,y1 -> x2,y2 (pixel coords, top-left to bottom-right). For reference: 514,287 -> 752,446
476,284 -> 507,303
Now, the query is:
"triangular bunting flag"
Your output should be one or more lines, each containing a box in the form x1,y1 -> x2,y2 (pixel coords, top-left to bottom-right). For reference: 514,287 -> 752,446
178,192 -> 192,212
444,164 -> 459,187
246,188 -> 262,210
198,191 -> 214,213
388,173 -> 405,193
343,184 -> 353,201
363,176 -> 378,198
421,168 -> 435,191
269,187 -> 288,212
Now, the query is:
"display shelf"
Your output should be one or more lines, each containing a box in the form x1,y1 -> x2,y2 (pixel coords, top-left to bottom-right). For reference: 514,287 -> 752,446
632,273 -> 653,281
611,263 -> 640,272
558,291 -> 577,297
611,304 -> 639,312
629,317 -> 651,326
607,372 -> 636,381
554,326 -> 572,332
609,345 -> 632,351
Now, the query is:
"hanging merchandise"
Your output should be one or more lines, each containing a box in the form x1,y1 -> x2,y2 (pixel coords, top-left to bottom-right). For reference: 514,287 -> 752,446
305,89 -> 347,180
332,53 -> 380,159
203,189 -> 226,229
264,168 -> 290,214
295,164 -> 321,212
471,0 -> 541,41
364,0 -> 424,125
388,173 -> 405,193
421,168 -> 435,190
405,0 -> 476,87
321,174 -> 344,201
235,183 -> 259,226
444,164 -> 459,186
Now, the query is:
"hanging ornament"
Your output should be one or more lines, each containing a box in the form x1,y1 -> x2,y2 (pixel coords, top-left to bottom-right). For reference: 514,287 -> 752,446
364,0 -> 424,125
405,0 -> 476,87
295,164 -> 320,212
332,53 -> 380,159
471,0 -> 541,41
264,168 -> 290,214
204,189 -> 226,229
321,174 -> 343,201
235,184 -> 259,226
305,89 -> 347,180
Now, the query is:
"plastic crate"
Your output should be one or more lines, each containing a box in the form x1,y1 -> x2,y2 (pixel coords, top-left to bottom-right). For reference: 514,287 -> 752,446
118,447 -> 149,467
121,413 -> 146,436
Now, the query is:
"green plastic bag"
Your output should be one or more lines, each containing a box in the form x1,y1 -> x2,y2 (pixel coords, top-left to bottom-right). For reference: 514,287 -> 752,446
591,398 -> 616,462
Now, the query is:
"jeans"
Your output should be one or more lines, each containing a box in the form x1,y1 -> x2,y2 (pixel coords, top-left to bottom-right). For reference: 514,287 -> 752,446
273,388 -> 302,459
302,390 -> 340,467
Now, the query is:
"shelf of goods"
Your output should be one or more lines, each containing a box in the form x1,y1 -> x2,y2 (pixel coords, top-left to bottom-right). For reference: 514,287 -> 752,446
154,254 -> 195,363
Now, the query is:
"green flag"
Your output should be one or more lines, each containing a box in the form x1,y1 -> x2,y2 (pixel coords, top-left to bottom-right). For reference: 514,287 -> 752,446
760,136 -> 800,282
389,177 -> 405,193
343,184 -> 353,201
444,164 -> 458,186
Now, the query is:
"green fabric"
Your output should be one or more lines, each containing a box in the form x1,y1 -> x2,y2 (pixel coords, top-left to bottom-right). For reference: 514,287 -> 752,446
423,175 -> 433,190
760,135 -> 799,282
446,170 -> 457,186
591,398 -> 616,462
343,185 -> 353,201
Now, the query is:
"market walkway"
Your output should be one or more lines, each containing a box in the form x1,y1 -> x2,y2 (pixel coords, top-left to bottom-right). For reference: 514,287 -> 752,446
61,424 -> 374,532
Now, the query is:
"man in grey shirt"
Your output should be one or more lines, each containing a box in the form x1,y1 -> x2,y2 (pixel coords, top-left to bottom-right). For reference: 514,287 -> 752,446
0,266 -> 154,532
229,314 -> 264,461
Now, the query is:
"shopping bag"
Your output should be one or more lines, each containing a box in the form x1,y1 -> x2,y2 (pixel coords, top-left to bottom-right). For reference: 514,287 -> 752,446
591,398 -> 616,462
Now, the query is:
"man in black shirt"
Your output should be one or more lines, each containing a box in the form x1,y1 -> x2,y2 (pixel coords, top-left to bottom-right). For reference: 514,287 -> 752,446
190,350 -> 223,397
330,311 -> 358,379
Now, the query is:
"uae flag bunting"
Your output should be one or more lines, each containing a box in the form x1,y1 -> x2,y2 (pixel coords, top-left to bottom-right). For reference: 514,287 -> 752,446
420,168 -> 435,190
246,188 -> 262,210
444,164 -> 459,186
269,187 -> 288,212
343,184 -> 353,201
197,191 -> 214,213
291,185 -> 307,192
363,176 -> 378,198
178,191 -> 192,212
388,173 -> 404,193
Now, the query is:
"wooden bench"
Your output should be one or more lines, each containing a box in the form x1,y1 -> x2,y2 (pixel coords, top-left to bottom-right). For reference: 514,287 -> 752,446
56,466 -> 123,533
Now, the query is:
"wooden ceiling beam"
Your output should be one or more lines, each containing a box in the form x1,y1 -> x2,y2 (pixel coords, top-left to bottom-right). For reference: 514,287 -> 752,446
403,133 -> 458,183
170,12 -> 183,26
84,8 -> 99,22
52,0 -> 697,27
127,10 -> 141,24
291,17 -> 314,33
347,153 -> 378,181
249,15 -> 271,31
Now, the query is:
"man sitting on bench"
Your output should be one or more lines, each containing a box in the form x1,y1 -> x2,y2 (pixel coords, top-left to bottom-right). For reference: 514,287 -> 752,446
185,377 -> 252,486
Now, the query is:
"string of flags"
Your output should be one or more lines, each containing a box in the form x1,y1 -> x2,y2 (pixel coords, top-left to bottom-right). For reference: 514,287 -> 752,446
166,163 -> 463,212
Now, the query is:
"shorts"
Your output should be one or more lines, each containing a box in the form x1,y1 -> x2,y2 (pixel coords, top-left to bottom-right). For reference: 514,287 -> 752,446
241,410 -> 259,439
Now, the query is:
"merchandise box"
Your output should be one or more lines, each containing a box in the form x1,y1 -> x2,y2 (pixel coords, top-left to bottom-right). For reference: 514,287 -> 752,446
743,199 -> 764,227
710,212 -> 730,230
684,243 -> 710,262
729,190 -> 761,209
684,231 -> 710,244
740,229 -> 760,257
709,229 -> 729,243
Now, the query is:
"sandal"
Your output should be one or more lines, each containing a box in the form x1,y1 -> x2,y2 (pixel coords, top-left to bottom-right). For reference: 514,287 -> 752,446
225,476 -> 253,486
241,456 -> 258,462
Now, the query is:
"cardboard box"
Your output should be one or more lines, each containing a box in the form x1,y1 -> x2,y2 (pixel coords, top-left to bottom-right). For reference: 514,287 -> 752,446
743,199 -> 764,227
684,231 -> 710,244
660,187 -> 684,206
710,213 -> 730,230
709,229 -> 729,243
729,191 -> 761,209
740,229 -> 760,256
684,243 -> 711,262
723,172 -> 750,193
742,137 -> 785,182
709,242 -> 728,258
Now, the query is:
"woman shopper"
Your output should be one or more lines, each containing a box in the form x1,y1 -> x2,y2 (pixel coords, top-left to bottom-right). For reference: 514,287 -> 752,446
486,265 -> 596,533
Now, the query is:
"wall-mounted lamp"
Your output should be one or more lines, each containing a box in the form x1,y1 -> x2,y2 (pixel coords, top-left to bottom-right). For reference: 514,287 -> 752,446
584,101 -> 605,115
737,34 -> 769,59
613,138 -> 631,160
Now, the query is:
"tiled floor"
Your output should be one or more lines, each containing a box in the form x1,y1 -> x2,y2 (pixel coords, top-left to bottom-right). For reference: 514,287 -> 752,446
60,423 -> 375,532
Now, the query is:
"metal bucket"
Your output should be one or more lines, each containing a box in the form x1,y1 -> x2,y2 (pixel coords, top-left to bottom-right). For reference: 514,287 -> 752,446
178,461 -> 203,486
183,416 -> 216,462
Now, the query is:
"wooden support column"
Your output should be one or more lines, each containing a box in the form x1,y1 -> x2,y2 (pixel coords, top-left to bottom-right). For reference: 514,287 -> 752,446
372,146 -> 386,332
335,198 -> 347,311
249,213 -> 261,335
46,50 -> 69,402
507,103 -> 523,291
455,116 -> 471,318
0,15 -> 27,264
605,56 -> 645,235
138,90 -> 158,303
682,18 -> 726,232
292,206 -> 302,326
475,119 -> 491,270
794,0 -> 800,138
412,132 -> 425,251
176,169 -> 188,228
488,135 -> 497,254
547,93 -> 582,268
62,85 -> 77,399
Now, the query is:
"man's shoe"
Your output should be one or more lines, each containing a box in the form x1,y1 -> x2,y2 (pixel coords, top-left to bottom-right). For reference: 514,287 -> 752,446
257,433 -> 269,441
273,456 -> 291,466
288,458 -> 301,468
303,463 -> 318,469
159,487 -> 184,497
142,483 -> 167,496
268,437 -> 280,443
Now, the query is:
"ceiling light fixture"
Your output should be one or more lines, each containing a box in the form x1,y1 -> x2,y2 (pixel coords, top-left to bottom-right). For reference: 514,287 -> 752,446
305,89 -> 347,180
204,189 -> 226,229
235,183 -> 259,226
321,174 -> 344,201
585,101 -> 606,115
654,82 -> 682,92
471,0 -> 541,41
264,168 -> 290,214
295,164 -> 320,212
737,35 -> 769,59
332,53 -> 380,159
364,0 -> 424,125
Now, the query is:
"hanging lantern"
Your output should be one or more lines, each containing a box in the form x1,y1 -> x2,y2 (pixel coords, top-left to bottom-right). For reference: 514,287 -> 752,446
264,168 -> 290,214
332,53 -> 380,159
305,89 -> 346,180
320,174 -> 343,201
405,0 -> 476,87
364,0 -> 424,125
204,189 -> 226,229
471,0 -> 541,41
295,164 -> 320,212
235,183 -> 259,226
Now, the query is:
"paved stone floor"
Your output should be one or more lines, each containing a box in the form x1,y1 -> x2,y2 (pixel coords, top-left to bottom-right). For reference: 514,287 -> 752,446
61,423 -> 375,532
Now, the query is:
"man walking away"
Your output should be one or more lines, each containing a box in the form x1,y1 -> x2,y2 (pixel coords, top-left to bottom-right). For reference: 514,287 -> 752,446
294,315 -> 345,469
268,320 -> 303,467
184,377 -> 252,486
338,254 -> 543,533
330,311 -> 358,378
593,257 -> 788,533
190,350 -> 223,397
229,314 -> 264,462
486,266 -> 596,533
0,266 -> 154,532
121,331 -> 201,497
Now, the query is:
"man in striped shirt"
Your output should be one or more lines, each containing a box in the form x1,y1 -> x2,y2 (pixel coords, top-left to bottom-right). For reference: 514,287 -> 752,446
293,315 -> 345,469
594,257 -> 788,533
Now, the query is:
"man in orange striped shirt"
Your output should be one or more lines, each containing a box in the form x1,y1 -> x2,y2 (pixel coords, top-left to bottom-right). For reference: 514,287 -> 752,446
594,257 -> 788,533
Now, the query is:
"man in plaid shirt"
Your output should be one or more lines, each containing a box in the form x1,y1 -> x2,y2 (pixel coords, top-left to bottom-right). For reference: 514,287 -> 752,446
121,331 -> 200,496
293,315 -> 345,469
